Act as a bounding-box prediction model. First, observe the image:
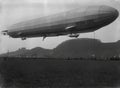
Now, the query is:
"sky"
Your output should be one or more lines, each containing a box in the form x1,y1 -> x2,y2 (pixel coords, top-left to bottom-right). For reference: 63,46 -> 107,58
0,0 -> 120,53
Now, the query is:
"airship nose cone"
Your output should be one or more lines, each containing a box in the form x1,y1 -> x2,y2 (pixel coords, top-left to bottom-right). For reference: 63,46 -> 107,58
100,6 -> 119,23
111,8 -> 119,19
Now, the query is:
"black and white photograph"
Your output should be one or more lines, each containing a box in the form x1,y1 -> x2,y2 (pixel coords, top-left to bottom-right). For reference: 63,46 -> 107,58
0,0 -> 120,88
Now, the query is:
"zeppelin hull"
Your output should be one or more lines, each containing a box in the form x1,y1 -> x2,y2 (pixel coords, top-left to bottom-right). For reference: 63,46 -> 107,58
6,5 -> 119,39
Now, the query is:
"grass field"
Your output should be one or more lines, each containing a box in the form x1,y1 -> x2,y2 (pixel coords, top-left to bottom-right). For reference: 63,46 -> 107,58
0,57 -> 120,88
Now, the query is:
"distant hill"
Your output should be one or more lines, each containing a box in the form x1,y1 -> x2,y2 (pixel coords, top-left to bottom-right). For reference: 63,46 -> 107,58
24,47 -> 51,58
0,47 -> 51,58
52,38 -> 120,58
1,38 -> 120,58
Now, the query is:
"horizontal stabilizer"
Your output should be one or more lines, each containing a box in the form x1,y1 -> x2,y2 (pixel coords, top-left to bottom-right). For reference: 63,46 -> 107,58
2,30 -> 8,35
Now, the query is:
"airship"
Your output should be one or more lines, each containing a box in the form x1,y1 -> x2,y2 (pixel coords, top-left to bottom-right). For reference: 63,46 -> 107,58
2,5 -> 119,40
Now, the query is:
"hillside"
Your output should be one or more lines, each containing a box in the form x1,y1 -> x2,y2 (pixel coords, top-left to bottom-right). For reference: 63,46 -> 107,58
1,38 -> 120,58
0,47 -> 51,58
52,38 -> 120,58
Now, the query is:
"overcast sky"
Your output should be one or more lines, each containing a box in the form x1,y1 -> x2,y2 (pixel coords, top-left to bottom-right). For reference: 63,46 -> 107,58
0,0 -> 120,54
